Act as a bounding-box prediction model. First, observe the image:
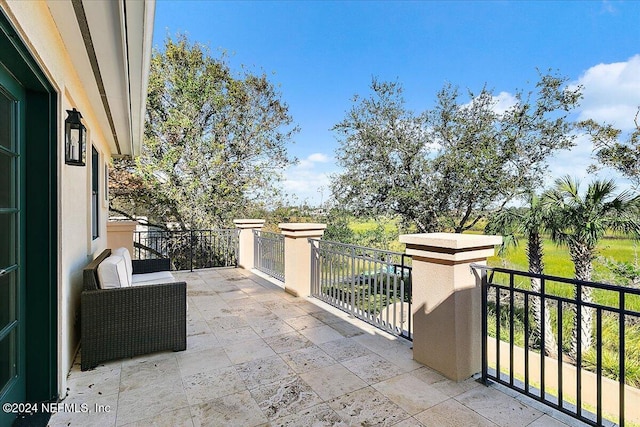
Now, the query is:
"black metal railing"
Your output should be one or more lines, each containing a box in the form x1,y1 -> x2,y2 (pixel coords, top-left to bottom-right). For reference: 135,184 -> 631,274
254,230 -> 285,282
471,264 -> 640,427
310,239 -> 412,340
133,229 -> 238,271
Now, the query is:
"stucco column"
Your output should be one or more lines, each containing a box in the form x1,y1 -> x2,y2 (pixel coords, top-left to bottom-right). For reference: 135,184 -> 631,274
279,223 -> 327,297
399,232 -> 502,381
233,219 -> 265,270
107,221 -> 138,255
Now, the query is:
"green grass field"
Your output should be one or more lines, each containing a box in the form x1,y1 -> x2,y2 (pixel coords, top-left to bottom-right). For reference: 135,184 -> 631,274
347,217 -> 407,252
348,217 -> 402,233
488,235 -> 640,282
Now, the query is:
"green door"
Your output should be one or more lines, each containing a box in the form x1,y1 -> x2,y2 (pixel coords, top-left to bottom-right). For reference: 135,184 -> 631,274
0,63 -> 26,426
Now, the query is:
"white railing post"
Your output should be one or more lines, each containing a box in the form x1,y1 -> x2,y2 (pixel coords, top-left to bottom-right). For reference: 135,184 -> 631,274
233,219 -> 265,270
399,232 -> 502,381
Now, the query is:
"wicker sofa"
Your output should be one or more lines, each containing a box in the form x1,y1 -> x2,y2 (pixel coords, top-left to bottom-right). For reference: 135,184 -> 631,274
81,249 -> 187,371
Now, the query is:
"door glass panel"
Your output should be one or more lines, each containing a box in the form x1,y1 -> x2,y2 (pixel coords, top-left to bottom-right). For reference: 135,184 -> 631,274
0,153 -> 11,208
0,94 -> 11,150
0,329 -> 16,393
0,60 -> 24,413
0,80 -> 19,402
0,273 -> 14,330
0,213 -> 14,268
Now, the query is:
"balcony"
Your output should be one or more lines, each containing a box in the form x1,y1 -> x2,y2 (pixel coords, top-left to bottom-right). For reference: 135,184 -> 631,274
48,266 -> 583,426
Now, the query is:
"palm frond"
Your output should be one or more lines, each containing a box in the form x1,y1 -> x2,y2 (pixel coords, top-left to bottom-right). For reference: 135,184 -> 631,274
546,175 -> 640,252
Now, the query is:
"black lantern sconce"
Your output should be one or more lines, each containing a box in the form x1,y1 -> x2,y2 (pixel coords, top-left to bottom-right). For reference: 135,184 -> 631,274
65,108 -> 86,166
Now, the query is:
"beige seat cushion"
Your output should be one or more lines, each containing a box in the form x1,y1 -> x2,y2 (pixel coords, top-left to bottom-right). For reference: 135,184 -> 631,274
131,271 -> 176,286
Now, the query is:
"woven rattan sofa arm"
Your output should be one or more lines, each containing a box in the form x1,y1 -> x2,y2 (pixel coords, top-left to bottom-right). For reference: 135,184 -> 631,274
131,258 -> 172,274
80,281 -> 186,371
83,249 -> 112,291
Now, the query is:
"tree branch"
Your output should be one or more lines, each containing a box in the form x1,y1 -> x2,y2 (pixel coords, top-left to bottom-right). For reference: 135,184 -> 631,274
108,207 -> 169,231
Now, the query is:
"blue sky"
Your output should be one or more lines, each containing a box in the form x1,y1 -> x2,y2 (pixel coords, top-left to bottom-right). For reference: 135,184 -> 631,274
153,1 -> 640,206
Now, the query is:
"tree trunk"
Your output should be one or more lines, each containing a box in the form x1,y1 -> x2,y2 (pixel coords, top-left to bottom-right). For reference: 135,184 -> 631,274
569,243 -> 594,357
527,233 -> 558,357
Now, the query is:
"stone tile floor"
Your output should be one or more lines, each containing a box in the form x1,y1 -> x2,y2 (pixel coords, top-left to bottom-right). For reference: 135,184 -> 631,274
48,267 -> 587,426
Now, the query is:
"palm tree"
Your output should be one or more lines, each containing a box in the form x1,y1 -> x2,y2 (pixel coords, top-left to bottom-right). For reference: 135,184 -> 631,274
487,194 -> 558,357
543,176 -> 640,355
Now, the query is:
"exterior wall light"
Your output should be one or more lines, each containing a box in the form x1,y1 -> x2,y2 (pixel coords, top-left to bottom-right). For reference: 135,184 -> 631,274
65,108 -> 86,166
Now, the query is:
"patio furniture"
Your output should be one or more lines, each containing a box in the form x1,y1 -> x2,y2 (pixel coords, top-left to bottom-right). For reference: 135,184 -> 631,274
80,249 -> 187,370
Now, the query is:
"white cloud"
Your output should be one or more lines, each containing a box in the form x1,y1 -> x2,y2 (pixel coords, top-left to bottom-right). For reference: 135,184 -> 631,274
572,54 -> 640,131
280,152 -> 336,205
297,152 -> 333,170
492,91 -> 519,115
543,55 -> 640,190
308,153 -> 330,163
460,91 -> 519,116
546,133 -> 596,185
281,169 -> 330,195
537,132 -> 633,196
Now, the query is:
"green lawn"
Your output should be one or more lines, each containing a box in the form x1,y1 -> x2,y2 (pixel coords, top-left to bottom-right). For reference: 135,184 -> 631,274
347,217 -> 406,252
348,217 -> 401,233
488,235 -> 640,281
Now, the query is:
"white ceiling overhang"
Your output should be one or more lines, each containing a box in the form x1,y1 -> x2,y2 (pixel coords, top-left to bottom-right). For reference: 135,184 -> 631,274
47,0 -> 155,157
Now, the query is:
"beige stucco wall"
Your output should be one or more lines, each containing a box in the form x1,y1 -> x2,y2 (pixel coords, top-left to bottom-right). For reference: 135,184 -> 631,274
1,1 -> 113,396
107,221 -> 138,256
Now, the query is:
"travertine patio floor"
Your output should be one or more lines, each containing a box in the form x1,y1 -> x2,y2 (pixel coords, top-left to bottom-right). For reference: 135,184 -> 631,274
48,267 -> 586,426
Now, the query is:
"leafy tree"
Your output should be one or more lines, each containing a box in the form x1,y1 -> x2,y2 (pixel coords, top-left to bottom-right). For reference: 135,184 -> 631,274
598,256 -> 640,288
261,203 -> 315,232
110,34 -> 297,229
486,194 -> 558,356
331,73 -> 582,233
109,157 -> 170,230
331,80 -> 435,232
356,223 -> 394,250
323,209 -> 356,244
582,108 -> 640,187
544,176 -> 640,354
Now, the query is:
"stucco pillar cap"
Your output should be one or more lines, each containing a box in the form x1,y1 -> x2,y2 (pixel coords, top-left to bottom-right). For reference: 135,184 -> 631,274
400,232 -> 502,263
106,220 -> 138,230
233,219 -> 266,229
279,223 -> 327,238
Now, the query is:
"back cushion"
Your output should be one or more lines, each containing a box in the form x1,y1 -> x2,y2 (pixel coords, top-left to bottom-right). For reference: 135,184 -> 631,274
97,255 -> 128,289
112,247 -> 133,286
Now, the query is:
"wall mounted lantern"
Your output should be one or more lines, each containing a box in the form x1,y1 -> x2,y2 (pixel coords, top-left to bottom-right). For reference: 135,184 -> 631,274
65,108 -> 86,166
